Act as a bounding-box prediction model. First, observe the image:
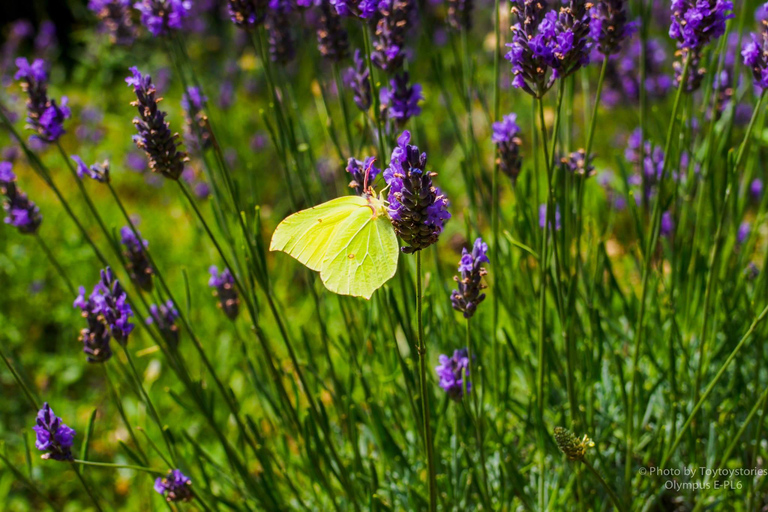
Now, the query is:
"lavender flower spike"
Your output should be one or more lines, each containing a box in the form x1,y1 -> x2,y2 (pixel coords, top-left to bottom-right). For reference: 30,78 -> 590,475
451,238 -> 489,319
561,149 -> 595,178
181,87 -> 212,152
371,0 -> 415,72
89,0 -> 136,45
155,469 -> 193,502
228,0 -> 268,28
126,67 -> 188,180
492,113 -> 523,182
209,266 -> 240,321
147,300 -> 180,347
134,0 -> 192,37
590,0 -> 636,56
448,0 -> 473,31
380,73 -> 423,129
384,131 -> 451,253
265,0 -> 296,64
742,4 -> 768,90
435,349 -> 471,401
72,155 -> 110,183
33,403 -> 75,461
15,58 -> 70,143
1,162 -> 42,234
346,156 -> 380,195
121,225 -> 154,291
317,0 -> 349,62
343,49 -> 372,112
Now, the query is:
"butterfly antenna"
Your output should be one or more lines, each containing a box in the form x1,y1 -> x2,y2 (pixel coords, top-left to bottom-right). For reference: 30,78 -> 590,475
364,158 -> 376,194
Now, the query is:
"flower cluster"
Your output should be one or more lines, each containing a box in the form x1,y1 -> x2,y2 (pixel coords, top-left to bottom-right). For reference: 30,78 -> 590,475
209,266 -> 240,321
451,238 -> 489,319
539,203 -> 561,231
317,0 -> 349,62
384,131 -> 451,253
435,349 -> 471,401
15,58 -> 70,143
121,225 -> 154,292
228,0 -> 269,28
561,149 -> 594,178
134,0 -> 192,37
89,0 -> 136,45
371,0 -> 415,72
554,426 -> 593,461
181,87 -> 212,152
154,469 -> 193,502
74,268 -> 135,363
379,73 -> 423,129
742,5 -> 768,90
601,37 -> 672,107
331,0 -> 376,18
1,162 -> 42,235
126,67 -> 188,180
343,50 -> 372,112
266,0 -> 296,64
346,155 -> 380,195
72,155 -> 110,183
590,0 -> 635,56
33,403 -> 75,461
506,0 -> 593,97
147,300 -> 180,347
492,113 -> 523,182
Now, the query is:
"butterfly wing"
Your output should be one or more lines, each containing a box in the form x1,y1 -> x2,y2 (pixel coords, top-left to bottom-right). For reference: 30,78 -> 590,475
319,206 -> 399,300
269,196 -> 367,271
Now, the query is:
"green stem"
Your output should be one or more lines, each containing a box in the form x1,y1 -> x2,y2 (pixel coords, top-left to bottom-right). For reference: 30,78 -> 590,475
72,459 -> 165,475
416,252 -> 437,512
581,458 -> 626,512
70,462 -> 105,512
34,233 -> 76,296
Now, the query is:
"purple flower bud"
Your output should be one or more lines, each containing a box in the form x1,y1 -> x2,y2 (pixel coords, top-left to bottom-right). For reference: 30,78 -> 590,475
89,0 -> 136,45
742,5 -> 768,91
738,221 -> 751,245
209,266 -> 240,321
539,203 -> 561,231
561,148 -> 594,177
72,155 -> 110,183
134,0 -> 192,37
120,225 -> 154,291
265,0 -> 296,64
147,300 -> 180,347
384,131 -> 451,253
126,67 -> 188,180
379,72 -> 423,129
317,0 -> 349,61
492,113 -> 524,182
14,58 -> 70,143
346,156 -> 380,195
371,0 -> 415,72
435,349 -> 471,401
0,162 -> 42,234
33,403 -> 75,461
750,178 -> 763,201
590,0 -> 636,55
344,50 -> 372,111
660,211 -> 674,237
451,238 -> 489,319
669,0 -> 733,53
154,469 -> 193,502
228,0 -> 269,28
181,86 -> 212,152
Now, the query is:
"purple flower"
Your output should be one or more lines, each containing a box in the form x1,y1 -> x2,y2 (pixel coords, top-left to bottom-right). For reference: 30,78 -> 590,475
266,0 -> 296,64
384,131 -> 451,253
134,0 -> 191,36
451,238 -> 489,319
71,155 -> 110,183
346,156 -> 380,195
14,58 -> 70,143
750,178 -> 764,202
120,225 -> 154,292
1,162 -> 42,235
669,0 -> 733,53
344,49 -> 372,111
561,149 -> 594,177
539,203 -> 561,231
601,37 -> 671,107
590,0 -> 636,56
506,1 -> 593,97
147,300 -> 180,347
89,0 -> 136,45
742,5 -> 768,90
126,67 -> 188,180
181,86 -> 212,152
738,221 -> 751,244
331,0 -> 376,18
154,469 -> 193,502
209,266 -> 240,321
435,349 -> 471,401
493,113 -> 524,182
228,0 -> 269,28
380,73 -> 422,128
74,268 -> 134,361
371,0 -> 416,72
317,0 -> 349,61
660,211 -> 674,237
33,403 -> 75,461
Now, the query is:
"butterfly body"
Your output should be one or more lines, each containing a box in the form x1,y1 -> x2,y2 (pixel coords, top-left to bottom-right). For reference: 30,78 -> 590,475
270,194 -> 398,299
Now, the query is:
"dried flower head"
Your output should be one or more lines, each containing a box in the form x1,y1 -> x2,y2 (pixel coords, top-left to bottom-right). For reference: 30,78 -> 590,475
554,426 -> 594,461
